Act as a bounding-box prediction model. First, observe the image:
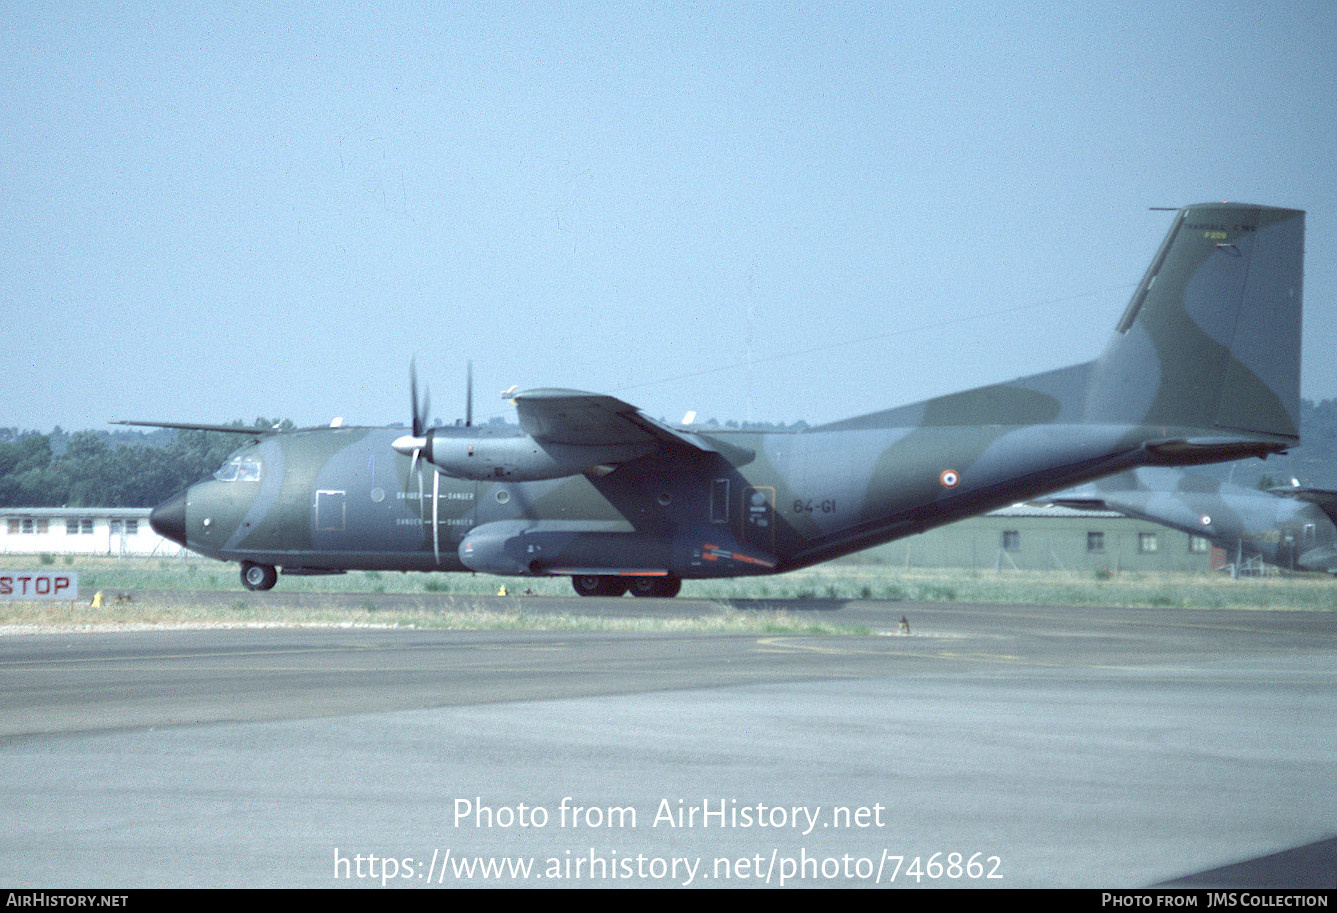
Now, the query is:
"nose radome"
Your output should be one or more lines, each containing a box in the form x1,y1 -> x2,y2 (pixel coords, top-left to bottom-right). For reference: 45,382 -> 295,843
150,489 -> 188,547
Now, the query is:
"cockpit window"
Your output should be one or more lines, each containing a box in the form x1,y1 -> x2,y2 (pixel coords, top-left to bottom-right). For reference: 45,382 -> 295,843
214,455 -> 263,482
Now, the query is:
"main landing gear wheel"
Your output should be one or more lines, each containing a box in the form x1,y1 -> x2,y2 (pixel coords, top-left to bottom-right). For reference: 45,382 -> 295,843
240,561 -> 278,591
572,575 -> 628,597
628,576 -> 682,598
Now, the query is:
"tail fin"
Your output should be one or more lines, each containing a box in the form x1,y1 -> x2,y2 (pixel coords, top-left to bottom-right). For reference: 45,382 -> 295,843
1086,203 -> 1303,451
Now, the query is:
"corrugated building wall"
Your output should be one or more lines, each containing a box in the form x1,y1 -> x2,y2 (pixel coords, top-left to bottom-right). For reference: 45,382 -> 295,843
851,505 -> 1214,572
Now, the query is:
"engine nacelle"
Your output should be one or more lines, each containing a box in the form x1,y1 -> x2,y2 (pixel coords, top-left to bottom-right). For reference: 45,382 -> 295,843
430,436 -> 592,481
394,431 -> 651,481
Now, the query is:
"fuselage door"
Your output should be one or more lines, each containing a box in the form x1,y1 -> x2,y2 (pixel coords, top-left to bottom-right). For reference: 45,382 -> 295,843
710,479 -> 730,524
315,490 -> 346,532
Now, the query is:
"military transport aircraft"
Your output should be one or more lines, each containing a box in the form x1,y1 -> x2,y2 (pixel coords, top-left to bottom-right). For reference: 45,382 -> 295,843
130,202 -> 1305,597
1045,467 -> 1337,575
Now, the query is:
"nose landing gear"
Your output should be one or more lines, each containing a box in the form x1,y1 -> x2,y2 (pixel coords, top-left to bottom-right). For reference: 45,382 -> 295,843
241,561 -> 278,591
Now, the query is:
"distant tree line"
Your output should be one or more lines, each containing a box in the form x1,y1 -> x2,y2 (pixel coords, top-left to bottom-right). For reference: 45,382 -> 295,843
0,420 -> 289,508
2,401 -> 1337,508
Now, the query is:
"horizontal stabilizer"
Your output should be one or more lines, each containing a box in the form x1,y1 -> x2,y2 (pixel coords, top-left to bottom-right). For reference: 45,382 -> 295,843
1270,486 -> 1337,526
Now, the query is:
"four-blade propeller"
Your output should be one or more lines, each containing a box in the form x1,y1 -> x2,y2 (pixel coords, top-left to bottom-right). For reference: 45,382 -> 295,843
392,360 -> 476,469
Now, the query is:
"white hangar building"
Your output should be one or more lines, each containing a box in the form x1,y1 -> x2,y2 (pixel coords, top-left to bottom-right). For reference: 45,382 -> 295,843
0,508 -> 182,558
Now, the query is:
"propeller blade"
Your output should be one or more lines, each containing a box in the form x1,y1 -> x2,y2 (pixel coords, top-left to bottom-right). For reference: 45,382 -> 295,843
410,358 -> 432,438
399,360 -> 432,483
410,359 -> 423,438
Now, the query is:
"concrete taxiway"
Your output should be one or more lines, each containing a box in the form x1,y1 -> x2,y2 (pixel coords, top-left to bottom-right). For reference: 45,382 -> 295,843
0,595 -> 1333,888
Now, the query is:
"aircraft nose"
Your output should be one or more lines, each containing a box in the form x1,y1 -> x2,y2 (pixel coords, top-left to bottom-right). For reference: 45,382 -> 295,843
149,489 -> 189,547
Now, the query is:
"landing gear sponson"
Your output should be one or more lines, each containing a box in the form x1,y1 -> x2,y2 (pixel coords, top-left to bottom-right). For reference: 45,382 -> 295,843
236,562 -> 681,598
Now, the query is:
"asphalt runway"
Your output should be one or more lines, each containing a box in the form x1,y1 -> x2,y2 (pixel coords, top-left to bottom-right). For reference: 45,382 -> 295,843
1,594 -> 1334,888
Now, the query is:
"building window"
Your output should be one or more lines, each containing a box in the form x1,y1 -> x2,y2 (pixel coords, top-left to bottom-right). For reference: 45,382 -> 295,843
1087,531 -> 1105,553
6,519 -> 18,535
67,519 -> 79,535
1002,530 -> 1020,552
124,519 -> 138,535
1138,532 -> 1158,553
1189,536 -> 1210,553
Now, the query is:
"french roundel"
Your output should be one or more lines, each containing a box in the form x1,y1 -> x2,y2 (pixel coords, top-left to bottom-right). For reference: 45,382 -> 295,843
940,469 -> 960,488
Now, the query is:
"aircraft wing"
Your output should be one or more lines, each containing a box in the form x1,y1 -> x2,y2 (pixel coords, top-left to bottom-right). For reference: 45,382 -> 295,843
1033,477 -> 1119,512
511,389 -> 754,465
110,420 -> 284,436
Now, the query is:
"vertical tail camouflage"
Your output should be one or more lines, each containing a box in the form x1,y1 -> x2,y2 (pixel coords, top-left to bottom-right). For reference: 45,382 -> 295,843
1086,203 -> 1303,446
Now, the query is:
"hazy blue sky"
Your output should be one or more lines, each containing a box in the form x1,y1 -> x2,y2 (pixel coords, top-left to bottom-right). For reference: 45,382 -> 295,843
4,1 -> 1335,433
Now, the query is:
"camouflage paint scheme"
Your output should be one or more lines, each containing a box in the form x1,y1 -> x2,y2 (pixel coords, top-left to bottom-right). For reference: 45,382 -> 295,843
1048,467 -> 1337,575
142,203 -> 1305,596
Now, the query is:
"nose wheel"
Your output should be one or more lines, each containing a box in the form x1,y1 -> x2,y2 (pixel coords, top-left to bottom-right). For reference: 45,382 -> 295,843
241,561 -> 278,591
